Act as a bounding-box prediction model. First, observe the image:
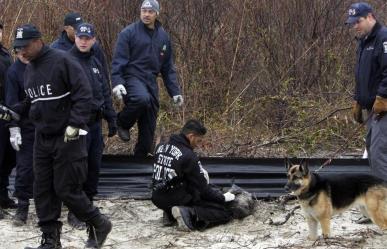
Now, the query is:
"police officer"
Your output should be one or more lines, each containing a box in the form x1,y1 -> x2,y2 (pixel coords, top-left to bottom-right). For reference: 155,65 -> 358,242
151,119 -> 235,231
111,0 -> 183,157
7,24 -> 111,249
5,51 -> 33,226
68,22 -> 117,241
0,22 -> 17,209
51,12 -> 109,79
347,3 -> 387,181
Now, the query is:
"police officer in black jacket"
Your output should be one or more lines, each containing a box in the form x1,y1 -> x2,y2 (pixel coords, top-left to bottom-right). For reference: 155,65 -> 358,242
5,51 -> 34,226
7,24 -> 111,249
67,23 -> 117,241
151,120 -> 235,231
346,3 -> 387,181
0,22 -> 17,209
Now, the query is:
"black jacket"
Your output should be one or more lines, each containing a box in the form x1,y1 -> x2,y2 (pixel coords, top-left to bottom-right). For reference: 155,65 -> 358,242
69,45 -> 116,124
0,44 -> 12,103
13,45 -> 92,136
152,133 -> 225,205
355,22 -> 387,109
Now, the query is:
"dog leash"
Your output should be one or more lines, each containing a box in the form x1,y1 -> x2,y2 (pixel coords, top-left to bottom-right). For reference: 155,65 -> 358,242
315,110 -> 374,172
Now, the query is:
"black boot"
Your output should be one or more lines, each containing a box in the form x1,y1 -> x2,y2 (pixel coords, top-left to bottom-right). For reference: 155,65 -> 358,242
85,224 -> 98,248
13,199 -> 29,226
117,125 -> 130,142
24,228 -> 62,249
171,206 -> 195,231
67,211 -> 86,230
87,214 -> 112,248
162,210 -> 176,226
0,189 -> 17,209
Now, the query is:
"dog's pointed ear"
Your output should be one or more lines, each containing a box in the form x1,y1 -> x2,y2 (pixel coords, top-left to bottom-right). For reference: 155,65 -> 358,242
300,159 -> 309,176
285,158 -> 292,171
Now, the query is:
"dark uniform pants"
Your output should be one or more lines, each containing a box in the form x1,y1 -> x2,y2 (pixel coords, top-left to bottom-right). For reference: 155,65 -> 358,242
0,121 -> 16,195
14,128 -> 34,201
118,77 -> 159,157
152,190 -> 233,230
33,132 -> 98,233
366,112 -> 387,180
84,121 -> 103,199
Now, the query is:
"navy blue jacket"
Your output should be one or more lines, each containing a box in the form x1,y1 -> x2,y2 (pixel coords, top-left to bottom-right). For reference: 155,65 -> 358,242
12,46 -> 92,136
152,134 -> 225,204
51,31 -> 109,80
69,45 -> 116,123
111,20 -> 180,97
0,44 -> 12,103
5,59 -> 34,132
355,22 -> 387,109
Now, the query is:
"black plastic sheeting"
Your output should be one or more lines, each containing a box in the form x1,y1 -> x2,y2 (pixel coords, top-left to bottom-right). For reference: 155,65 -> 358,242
98,155 -> 371,199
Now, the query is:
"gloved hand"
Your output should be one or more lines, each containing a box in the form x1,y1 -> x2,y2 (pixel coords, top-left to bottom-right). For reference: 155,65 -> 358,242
372,96 -> 387,114
9,127 -> 22,151
352,101 -> 363,124
172,95 -> 184,107
202,168 -> 209,184
0,108 -> 11,121
112,84 -> 127,100
107,121 -> 117,137
64,126 -> 80,143
223,192 -> 235,202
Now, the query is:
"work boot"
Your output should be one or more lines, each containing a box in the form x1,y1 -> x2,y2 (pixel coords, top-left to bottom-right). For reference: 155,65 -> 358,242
117,125 -> 130,142
24,228 -> 62,249
162,211 -> 176,226
0,189 -> 17,209
87,214 -> 112,248
13,200 -> 29,226
67,211 -> 86,230
171,206 -> 195,232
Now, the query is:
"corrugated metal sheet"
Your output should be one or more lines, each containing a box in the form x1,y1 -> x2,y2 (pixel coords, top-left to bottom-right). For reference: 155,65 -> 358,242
98,156 -> 371,199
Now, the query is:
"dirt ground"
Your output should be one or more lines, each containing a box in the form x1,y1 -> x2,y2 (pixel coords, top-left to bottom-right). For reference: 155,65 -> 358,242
0,198 -> 385,249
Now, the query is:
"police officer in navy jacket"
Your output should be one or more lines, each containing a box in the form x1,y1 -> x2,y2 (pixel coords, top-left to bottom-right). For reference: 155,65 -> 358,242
347,3 -> 387,181
5,51 -> 34,226
67,23 -> 117,244
0,22 -> 17,209
111,0 -> 183,157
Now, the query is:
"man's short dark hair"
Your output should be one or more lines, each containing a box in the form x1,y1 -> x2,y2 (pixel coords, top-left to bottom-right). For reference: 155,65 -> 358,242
181,119 -> 207,136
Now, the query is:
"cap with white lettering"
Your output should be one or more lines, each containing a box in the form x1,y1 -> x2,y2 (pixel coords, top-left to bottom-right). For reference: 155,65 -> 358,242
13,24 -> 42,48
64,12 -> 83,28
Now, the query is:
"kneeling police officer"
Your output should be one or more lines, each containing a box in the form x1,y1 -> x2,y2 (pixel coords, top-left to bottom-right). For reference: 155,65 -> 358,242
151,119 -> 235,231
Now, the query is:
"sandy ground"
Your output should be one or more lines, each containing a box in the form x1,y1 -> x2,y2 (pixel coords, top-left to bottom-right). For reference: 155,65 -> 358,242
0,198 -> 385,249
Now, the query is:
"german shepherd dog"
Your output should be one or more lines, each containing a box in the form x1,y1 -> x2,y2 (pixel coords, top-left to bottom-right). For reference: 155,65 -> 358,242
285,159 -> 387,240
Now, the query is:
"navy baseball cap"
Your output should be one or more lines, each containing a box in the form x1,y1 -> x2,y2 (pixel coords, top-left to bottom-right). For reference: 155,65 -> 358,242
345,2 -> 373,25
76,23 -> 95,38
13,24 -> 42,48
64,12 -> 83,28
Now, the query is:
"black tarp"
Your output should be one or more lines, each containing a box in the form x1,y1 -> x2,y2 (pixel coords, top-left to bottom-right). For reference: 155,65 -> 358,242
98,156 -> 370,199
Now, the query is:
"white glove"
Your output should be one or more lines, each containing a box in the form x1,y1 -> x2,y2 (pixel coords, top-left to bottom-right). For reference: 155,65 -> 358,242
112,84 -> 127,100
64,126 -> 80,143
202,168 -> 209,184
172,95 -> 184,107
223,192 -> 235,202
9,127 -> 22,151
